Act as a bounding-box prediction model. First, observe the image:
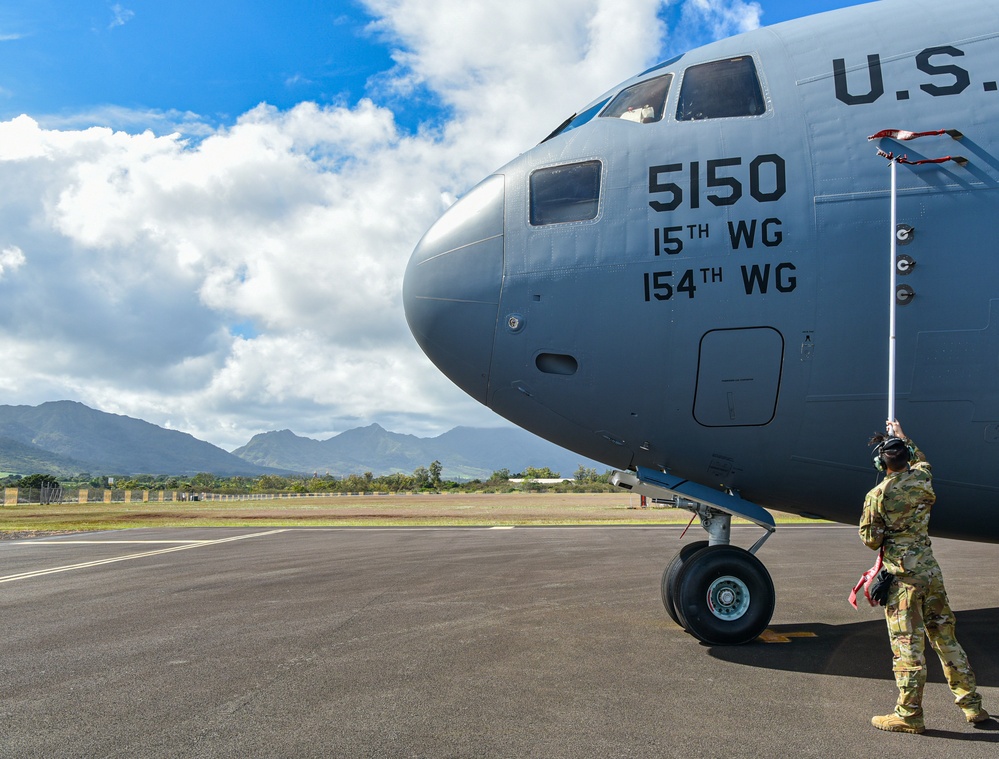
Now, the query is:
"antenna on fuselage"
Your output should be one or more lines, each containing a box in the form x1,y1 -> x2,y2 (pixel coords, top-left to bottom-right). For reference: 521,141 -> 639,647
868,128 -> 967,427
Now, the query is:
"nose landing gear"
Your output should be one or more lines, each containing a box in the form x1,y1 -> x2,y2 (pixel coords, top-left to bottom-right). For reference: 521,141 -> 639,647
673,544 -> 775,645
613,467 -> 776,645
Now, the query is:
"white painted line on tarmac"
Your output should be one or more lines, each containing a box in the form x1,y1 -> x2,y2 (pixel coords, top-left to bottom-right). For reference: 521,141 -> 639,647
24,540 -> 215,545
0,529 -> 287,585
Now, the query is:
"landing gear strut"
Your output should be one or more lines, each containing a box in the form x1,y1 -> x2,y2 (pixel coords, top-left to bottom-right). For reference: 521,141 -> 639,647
613,467 -> 776,645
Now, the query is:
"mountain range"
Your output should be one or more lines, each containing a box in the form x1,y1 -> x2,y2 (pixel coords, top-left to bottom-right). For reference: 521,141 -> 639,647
0,401 -> 280,477
0,401 -> 603,480
232,424 -> 603,480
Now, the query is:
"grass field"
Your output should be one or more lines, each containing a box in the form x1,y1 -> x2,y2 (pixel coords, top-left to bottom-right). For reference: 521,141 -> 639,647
0,491 -> 827,537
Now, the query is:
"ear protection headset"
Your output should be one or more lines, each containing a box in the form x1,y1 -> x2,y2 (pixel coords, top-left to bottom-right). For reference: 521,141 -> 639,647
872,437 -> 916,472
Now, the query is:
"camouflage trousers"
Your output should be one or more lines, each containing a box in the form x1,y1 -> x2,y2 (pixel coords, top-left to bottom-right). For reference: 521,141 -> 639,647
885,573 -> 982,720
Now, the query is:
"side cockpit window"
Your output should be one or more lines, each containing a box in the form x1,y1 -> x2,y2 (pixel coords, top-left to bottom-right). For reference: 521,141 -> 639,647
676,57 -> 766,121
530,161 -> 601,226
540,99 -> 609,143
599,73 -> 673,124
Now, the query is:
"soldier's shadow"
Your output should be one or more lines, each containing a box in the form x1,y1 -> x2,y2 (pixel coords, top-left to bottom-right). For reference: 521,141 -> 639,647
708,607 -> 999,740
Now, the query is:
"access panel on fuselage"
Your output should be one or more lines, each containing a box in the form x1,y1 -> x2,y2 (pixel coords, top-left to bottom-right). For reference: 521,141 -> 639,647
693,327 -> 784,426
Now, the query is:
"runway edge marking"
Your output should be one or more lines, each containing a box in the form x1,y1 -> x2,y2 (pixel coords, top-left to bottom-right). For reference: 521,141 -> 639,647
0,529 -> 287,584
24,540 -> 215,545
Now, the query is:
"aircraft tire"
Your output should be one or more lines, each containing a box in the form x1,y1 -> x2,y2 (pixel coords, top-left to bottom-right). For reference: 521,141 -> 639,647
674,545 -> 774,646
661,540 -> 709,626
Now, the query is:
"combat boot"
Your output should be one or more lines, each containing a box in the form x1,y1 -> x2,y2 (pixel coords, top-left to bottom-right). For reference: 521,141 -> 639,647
964,708 -> 989,724
871,713 -> 925,734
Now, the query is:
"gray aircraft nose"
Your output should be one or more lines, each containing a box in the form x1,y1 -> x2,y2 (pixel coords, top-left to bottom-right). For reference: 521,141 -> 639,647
403,175 -> 505,404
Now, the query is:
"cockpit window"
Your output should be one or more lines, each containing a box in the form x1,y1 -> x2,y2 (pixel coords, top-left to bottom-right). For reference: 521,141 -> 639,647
676,57 -> 766,121
600,73 -> 673,124
540,99 -> 610,143
530,161 -> 602,226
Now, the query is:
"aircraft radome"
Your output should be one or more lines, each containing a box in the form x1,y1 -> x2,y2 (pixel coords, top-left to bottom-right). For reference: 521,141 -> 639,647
403,0 -> 999,645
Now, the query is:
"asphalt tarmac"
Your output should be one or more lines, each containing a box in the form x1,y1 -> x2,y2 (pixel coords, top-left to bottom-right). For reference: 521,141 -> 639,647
1,525 -> 996,758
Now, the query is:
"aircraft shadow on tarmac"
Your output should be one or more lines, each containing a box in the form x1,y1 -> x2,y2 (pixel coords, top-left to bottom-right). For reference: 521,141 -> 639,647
708,609 -> 999,740
709,607 -> 999,686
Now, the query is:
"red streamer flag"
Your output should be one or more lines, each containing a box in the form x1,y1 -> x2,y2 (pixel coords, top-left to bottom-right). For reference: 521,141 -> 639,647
868,128 -> 963,141
875,148 -> 968,167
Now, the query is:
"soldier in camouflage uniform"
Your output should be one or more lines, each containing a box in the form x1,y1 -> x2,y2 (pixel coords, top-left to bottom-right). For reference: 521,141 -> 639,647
860,420 -> 989,733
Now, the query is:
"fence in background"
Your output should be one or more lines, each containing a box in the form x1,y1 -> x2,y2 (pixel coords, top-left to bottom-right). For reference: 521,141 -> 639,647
2,488 -> 415,506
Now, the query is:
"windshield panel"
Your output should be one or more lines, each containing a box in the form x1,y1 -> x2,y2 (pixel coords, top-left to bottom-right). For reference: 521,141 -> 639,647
676,57 -> 766,121
600,74 -> 673,124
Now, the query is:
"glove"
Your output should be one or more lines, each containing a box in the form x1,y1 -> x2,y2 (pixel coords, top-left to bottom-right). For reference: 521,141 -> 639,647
869,569 -> 894,606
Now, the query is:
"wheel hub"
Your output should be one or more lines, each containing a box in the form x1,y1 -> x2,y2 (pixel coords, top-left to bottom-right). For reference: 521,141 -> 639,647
706,575 -> 750,621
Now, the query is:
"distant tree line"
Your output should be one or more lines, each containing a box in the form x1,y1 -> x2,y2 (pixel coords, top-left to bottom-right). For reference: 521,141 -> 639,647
1,461 -> 616,495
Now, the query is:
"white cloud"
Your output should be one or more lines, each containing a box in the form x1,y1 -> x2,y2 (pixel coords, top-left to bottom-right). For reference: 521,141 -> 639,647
0,245 -> 25,278
684,0 -> 762,36
38,106 -> 217,138
664,0 -> 762,54
366,0 -> 670,156
0,103 -> 478,447
109,4 -> 135,30
0,0 -> 762,450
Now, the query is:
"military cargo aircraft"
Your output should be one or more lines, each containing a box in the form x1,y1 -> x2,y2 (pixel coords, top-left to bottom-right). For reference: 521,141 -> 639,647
403,0 -> 999,645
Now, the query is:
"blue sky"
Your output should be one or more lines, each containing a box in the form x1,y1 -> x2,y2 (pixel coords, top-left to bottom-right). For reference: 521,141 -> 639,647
0,1 -> 869,450
1,2 -> 395,129
0,1 -> 867,134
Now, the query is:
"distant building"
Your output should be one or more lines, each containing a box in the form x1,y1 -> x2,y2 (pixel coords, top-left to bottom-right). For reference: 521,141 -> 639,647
508,478 -> 573,485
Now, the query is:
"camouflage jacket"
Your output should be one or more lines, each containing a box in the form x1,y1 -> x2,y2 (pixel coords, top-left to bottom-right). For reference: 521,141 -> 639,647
859,439 -> 938,578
